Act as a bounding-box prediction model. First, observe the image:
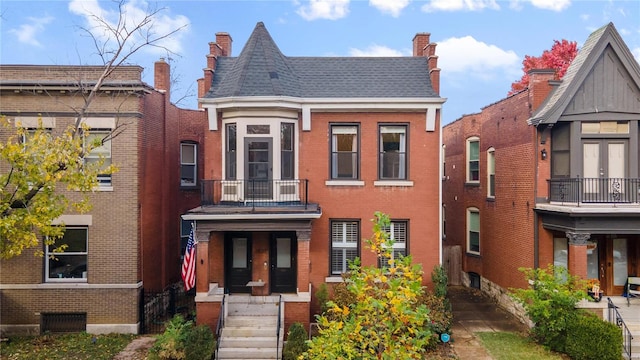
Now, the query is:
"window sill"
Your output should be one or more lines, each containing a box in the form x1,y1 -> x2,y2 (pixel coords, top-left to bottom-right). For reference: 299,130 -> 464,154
486,197 -> 495,202
325,180 -> 365,186
180,185 -> 200,191
464,182 -> 480,187
325,276 -> 345,283
374,180 -> 414,187
95,186 -> 113,192
466,252 -> 481,258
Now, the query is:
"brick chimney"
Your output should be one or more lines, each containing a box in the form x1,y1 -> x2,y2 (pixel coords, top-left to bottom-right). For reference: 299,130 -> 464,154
215,32 -> 232,56
413,32 -> 430,57
527,69 -> 556,111
198,33 -> 233,100
154,58 -> 170,95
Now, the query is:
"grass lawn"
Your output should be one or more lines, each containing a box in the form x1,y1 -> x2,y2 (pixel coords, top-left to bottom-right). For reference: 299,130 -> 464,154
0,332 -> 136,360
477,332 -> 567,360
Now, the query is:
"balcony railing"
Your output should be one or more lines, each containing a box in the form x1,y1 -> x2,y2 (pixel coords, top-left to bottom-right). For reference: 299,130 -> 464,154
201,179 -> 309,208
548,178 -> 640,204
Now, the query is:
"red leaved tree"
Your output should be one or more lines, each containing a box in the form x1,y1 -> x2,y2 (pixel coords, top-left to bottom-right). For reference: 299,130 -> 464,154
509,39 -> 578,95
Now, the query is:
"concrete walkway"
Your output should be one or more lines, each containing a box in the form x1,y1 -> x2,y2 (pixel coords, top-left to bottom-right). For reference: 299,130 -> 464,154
448,286 -> 529,359
112,336 -> 156,360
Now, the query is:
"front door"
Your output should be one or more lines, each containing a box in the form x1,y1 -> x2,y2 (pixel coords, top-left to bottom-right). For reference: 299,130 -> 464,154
582,140 -> 627,201
225,234 -> 252,294
270,233 -> 297,293
597,237 -> 629,295
245,138 -> 272,199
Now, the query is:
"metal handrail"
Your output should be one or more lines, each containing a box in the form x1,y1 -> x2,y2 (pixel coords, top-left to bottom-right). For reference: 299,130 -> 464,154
276,294 -> 283,360
201,179 -> 310,209
548,177 -> 640,204
607,297 -> 633,359
214,294 -> 227,359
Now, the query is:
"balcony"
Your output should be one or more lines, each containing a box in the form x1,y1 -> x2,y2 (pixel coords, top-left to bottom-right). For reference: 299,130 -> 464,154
548,178 -> 640,204
201,179 -> 313,211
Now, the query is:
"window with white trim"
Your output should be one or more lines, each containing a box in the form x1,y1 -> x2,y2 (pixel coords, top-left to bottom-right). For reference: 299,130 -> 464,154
331,125 -> 359,179
46,227 -> 88,281
379,125 -> 407,180
378,220 -> 408,268
467,208 -> 480,255
281,123 -> 294,180
466,137 -> 479,183
330,220 -> 359,275
487,147 -> 495,198
225,123 -> 237,180
180,143 -> 197,187
84,130 -> 112,186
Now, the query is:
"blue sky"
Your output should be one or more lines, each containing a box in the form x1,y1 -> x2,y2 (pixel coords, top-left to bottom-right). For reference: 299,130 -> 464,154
1,0 -> 639,124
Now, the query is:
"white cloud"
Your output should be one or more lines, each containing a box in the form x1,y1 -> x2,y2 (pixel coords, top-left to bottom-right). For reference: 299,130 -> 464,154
8,16 -> 54,47
68,0 -> 190,56
422,0 -> 499,12
297,0 -> 350,20
369,0 -> 409,17
580,13 -> 590,21
529,0 -> 571,11
437,36 -> 520,80
349,45 -> 409,57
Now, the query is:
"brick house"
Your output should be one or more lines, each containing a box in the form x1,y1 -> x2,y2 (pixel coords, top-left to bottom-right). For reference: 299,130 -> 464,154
0,62 -> 206,335
183,22 -> 445,335
443,23 -> 640,296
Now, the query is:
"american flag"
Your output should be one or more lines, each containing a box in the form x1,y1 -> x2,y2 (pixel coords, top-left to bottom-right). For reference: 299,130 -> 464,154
181,225 -> 196,291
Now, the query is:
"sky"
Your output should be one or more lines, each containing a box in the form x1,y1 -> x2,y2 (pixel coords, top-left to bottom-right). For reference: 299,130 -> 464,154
1,0 -> 639,124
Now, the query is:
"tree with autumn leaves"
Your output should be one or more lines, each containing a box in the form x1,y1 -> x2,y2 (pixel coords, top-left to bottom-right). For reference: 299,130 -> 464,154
303,212 -> 433,359
0,1 -> 186,259
509,39 -> 578,95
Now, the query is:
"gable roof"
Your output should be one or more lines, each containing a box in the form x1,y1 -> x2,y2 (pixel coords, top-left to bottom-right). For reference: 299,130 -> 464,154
204,22 -> 439,99
528,22 -> 640,126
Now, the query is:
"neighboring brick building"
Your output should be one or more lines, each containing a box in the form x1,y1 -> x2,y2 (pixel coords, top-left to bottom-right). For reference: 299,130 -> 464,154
443,23 -> 640,296
0,62 -> 206,335
183,22 -> 445,333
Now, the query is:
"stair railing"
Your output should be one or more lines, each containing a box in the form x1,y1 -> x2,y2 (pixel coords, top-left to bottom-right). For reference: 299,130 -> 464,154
607,297 -> 633,359
214,294 -> 227,359
276,294 -> 283,360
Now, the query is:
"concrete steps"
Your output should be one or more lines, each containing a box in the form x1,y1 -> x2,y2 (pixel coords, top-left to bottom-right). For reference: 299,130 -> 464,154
216,297 -> 283,360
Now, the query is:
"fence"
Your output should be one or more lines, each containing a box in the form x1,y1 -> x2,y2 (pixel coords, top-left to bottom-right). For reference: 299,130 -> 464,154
140,284 -> 195,334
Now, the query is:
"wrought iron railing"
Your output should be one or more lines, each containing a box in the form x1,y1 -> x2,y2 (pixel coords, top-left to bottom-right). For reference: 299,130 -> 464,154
607,297 -> 633,359
201,179 -> 309,209
276,294 -> 283,360
548,178 -> 640,204
214,294 -> 227,359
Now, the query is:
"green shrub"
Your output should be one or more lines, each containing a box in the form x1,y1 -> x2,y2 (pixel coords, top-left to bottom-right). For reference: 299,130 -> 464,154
419,292 -> 452,338
315,283 -> 329,315
565,313 -> 623,360
511,265 -> 588,353
282,322 -> 308,360
148,314 -> 214,360
431,264 -> 448,298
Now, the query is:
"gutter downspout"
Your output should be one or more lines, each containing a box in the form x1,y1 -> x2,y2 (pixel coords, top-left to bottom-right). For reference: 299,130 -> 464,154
533,123 -> 540,270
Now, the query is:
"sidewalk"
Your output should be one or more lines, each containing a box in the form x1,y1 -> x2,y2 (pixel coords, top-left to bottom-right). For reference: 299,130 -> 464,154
448,286 -> 529,359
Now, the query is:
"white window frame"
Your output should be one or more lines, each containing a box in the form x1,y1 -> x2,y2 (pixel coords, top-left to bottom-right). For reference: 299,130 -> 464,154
84,129 -> 112,187
466,137 -> 480,183
467,208 -> 480,255
180,143 -> 197,187
330,220 -> 359,275
45,227 -> 88,282
379,125 -> 407,180
487,147 -> 495,198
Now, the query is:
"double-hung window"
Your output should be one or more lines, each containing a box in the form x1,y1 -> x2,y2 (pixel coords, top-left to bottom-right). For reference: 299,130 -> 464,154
467,208 -> 480,255
46,227 -> 88,281
330,220 -> 359,275
466,137 -> 479,183
180,143 -> 197,187
225,123 -> 237,180
379,125 -> 407,180
487,148 -> 495,198
281,123 -> 294,180
331,125 -> 359,180
378,220 -> 408,268
84,130 -> 112,186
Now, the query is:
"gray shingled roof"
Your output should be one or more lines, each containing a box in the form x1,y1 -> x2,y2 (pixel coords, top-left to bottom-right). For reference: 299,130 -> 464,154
529,22 -> 640,125
205,22 -> 439,99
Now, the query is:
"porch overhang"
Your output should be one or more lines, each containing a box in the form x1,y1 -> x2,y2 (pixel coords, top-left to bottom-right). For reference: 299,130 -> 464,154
535,205 -> 640,234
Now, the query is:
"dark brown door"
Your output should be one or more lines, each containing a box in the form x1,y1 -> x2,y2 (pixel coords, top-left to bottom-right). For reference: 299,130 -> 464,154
225,234 -> 252,294
598,237 -> 629,295
270,233 -> 296,293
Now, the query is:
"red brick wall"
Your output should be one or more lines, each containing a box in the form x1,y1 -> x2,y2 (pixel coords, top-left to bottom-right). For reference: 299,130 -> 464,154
284,302 -> 310,338
443,91 -> 540,290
